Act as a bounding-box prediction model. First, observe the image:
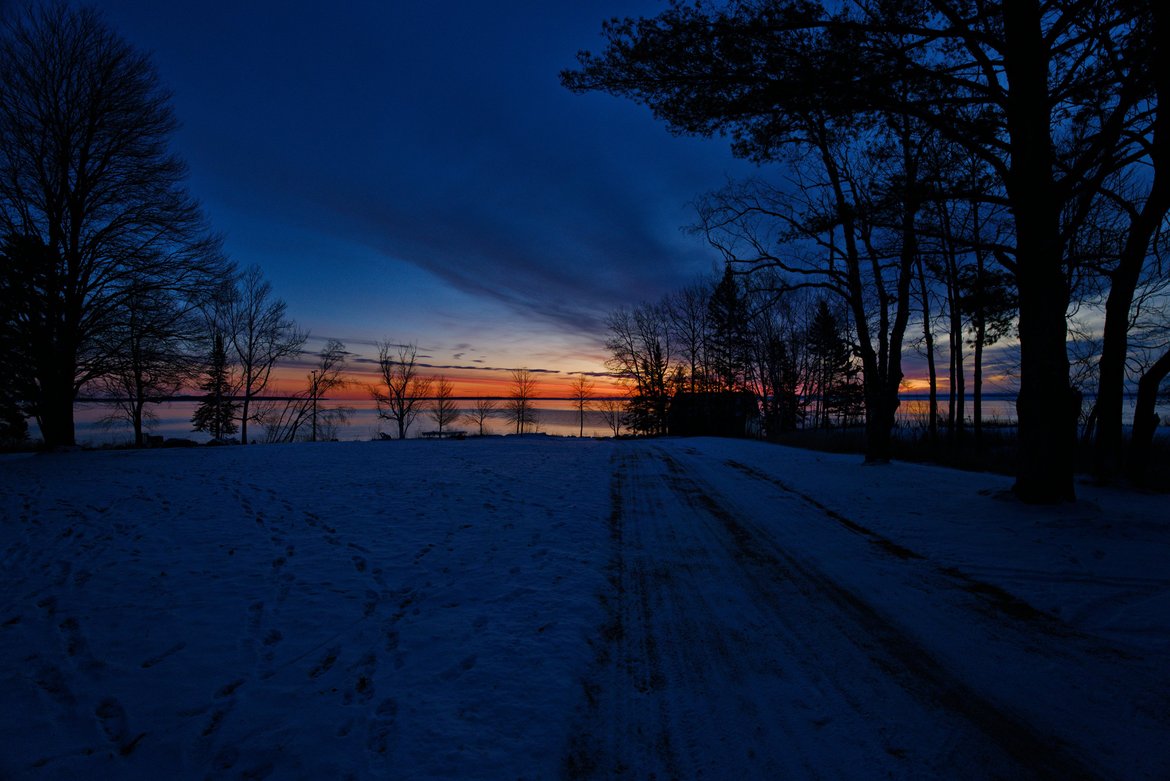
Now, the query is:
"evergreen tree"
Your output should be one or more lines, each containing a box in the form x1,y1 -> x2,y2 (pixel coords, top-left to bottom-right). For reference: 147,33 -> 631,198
191,333 -> 238,439
707,265 -> 751,392
807,300 -> 862,428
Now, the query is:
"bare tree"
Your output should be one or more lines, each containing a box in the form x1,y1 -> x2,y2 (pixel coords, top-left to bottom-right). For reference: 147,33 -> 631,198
667,279 -> 713,394
372,341 -> 432,439
96,287 -> 202,446
227,265 -> 307,445
598,398 -> 625,438
427,375 -> 458,435
0,4 -> 229,446
605,302 -> 674,435
504,368 -> 539,434
463,398 -> 498,436
569,375 -> 595,437
256,339 -> 348,443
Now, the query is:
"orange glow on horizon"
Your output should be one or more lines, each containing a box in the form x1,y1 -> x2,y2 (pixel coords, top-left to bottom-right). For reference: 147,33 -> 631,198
260,362 -> 626,400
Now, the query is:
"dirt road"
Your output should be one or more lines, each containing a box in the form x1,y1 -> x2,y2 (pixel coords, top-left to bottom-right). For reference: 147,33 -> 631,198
564,444 -> 1165,780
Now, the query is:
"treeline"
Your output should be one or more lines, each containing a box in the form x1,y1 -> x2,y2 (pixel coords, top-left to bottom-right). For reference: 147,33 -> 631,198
605,267 -> 866,438
565,1 -> 1170,500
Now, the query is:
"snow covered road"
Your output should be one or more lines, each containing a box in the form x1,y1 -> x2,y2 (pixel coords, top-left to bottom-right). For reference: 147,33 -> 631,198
2,438 -> 1168,779
566,444 -> 1167,779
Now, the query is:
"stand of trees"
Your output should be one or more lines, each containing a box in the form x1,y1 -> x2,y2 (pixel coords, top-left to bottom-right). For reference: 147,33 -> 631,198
1,4 -> 230,448
505,368 -> 539,434
603,268 -> 863,439
565,0 -> 1170,501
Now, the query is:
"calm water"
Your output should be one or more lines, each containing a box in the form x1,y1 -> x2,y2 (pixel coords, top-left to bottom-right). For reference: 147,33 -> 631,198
58,395 -> 1169,447
68,398 -> 617,446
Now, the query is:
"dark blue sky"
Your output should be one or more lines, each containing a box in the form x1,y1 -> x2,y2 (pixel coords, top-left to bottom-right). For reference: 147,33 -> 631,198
96,1 -> 756,380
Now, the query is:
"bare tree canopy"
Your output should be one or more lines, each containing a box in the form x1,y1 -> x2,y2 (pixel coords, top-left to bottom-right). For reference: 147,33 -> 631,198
227,265 -> 307,445
504,368 -> 539,435
427,375 -> 458,435
372,341 -> 432,439
463,397 -> 498,436
0,3 -> 229,447
570,375 -> 595,437
256,339 -> 349,443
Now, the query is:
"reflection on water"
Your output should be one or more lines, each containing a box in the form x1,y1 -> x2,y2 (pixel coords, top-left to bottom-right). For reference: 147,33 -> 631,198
69,398 -> 617,446
60,395 -> 1169,447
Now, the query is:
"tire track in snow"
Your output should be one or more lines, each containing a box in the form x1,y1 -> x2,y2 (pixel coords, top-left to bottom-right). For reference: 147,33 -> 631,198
657,447 -> 1102,779
564,443 -> 1098,780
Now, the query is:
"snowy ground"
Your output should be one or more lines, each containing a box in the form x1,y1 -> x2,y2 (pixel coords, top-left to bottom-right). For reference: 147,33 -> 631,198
1,437 -> 1167,779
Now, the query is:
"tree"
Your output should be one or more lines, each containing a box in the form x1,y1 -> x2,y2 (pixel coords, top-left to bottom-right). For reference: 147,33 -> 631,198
707,265 -> 751,392
605,302 -> 673,435
372,341 -> 432,439
565,1 -> 1157,501
427,375 -> 458,435
1089,4 -> 1169,481
463,397 -> 498,436
97,287 -> 201,446
191,331 -> 238,440
504,368 -> 538,434
806,299 -> 863,429
598,398 -> 625,438
227,265 -> 306,445
0,234 -> 39,444
254,339 -> 348,443
666,279 -> 713,394
744,277 -> 809,437
0,4 -> 227,447
569,375 -> 595,437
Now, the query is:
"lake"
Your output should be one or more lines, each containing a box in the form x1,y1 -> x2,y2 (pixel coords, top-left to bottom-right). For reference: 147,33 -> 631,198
55,394 -> 1170,446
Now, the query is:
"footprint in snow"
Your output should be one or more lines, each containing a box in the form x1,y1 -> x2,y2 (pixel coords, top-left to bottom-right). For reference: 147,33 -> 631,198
140,641 -> 186,669
215,678 -> 245,699
347,652 -> 377,703
309,646 -> 340,679
367,697 -> 398,755
439,654 -> 477,681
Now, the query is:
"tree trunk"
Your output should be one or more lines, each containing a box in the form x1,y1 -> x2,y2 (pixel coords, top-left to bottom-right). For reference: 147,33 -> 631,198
241,393 -> 251,445
1093,3 -> 1170,482
34,351 -> 78,448
915,257 -> 939,445
1004,0 -> 1076,503
1127,349 -> 1170,485
973,319 -> 985,452
133,401 -> 145,448
37,388 -> 76,448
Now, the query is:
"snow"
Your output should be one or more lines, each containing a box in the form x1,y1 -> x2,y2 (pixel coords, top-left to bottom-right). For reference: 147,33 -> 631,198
1,437 -> 1167,779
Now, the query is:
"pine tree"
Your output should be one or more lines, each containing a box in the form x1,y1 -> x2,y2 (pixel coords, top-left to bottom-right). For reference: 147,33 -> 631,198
191,332 -> 238,439
807,300 -> 862,428
707,265 -> 751,392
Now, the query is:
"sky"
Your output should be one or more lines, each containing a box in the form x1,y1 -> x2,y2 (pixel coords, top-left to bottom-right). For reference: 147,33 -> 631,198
90,1 -> 759,397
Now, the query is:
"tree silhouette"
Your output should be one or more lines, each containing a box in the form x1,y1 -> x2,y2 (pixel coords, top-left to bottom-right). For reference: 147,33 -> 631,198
98,287 -> 201,446
463,397 -> 498,436
565,1 -> 1159,500
372,341 -> 432,439
570,375 -> 595,437
0,4 -> 227,447
504,368 -> 539,435
191,332 -> 238,440
254,339 -> 348,443
428,375 -> 458,435
227,266 -> 306,445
